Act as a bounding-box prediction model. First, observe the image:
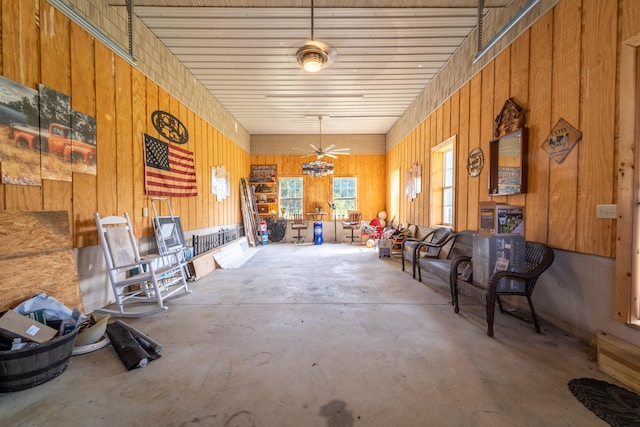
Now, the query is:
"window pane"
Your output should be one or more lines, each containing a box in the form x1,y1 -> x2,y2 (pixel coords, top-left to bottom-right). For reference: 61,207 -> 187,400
279,177 -> 303,217
443,206 -> 453,225
444,150 -> 454,186
444,150 -> 453,169
332,177 -> 357,218
443,188 -> 452,205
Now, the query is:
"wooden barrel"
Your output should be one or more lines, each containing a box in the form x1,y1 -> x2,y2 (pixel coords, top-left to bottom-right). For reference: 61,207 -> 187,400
0,327 -> 78,392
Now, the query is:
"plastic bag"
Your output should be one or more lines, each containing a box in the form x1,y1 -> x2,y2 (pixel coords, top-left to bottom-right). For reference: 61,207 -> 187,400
12,292 -> 84,322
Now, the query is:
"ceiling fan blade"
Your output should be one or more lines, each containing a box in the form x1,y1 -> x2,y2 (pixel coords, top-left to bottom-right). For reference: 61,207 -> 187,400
329,151 -> 350,155
324,144 -> 336,151
309,143 -> 320,152
325,153 -> 338,159
329,148 -> 350,152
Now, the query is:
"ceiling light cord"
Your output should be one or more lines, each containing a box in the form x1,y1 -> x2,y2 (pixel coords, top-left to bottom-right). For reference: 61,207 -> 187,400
310,0 -> 315,41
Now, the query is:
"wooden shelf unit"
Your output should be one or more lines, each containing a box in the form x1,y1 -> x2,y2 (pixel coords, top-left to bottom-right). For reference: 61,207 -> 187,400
250,165 -> 278,219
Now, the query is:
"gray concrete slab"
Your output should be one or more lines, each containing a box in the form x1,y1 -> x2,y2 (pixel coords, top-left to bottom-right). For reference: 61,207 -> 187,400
0,242 -> 607,426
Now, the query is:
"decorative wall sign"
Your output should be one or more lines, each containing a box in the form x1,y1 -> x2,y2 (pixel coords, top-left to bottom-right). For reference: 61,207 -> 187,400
302,160 -> 334,176
493,98 -> 526,139
151,110 -> 189,144
250,164 -> 277,182
542,118 -> 581,164
467,147 -> 484,177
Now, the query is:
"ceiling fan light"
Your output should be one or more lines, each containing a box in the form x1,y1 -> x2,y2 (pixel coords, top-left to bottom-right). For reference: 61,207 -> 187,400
303,54 -> 323,72
297,44 -> 328,73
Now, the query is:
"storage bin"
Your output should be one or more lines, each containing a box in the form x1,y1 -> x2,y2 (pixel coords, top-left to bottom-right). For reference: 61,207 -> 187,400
0,327 -> 79,392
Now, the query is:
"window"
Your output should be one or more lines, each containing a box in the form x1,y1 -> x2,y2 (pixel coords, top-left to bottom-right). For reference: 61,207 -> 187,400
332,177 -> 357,218
279,177 -> 303,217
443,149 -> 454,225
430,136 -> 456,227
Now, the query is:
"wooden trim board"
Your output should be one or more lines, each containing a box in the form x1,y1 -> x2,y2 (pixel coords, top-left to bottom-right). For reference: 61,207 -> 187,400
597,330 -> 640,394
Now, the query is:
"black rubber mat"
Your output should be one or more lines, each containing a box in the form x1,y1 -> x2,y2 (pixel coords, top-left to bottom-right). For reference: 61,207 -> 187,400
568,378 -> 640,427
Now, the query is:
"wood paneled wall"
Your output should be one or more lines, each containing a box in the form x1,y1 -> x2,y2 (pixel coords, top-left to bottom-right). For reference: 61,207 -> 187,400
388,0 -> 628,258
0,0 -> 249,248
250,154 -> 386,221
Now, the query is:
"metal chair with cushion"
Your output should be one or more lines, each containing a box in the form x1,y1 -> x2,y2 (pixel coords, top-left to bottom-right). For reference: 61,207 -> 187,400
451,240 -> 555,337
290,212 -> 308,244
401,226 -> 452,278
341,210 -> 362,243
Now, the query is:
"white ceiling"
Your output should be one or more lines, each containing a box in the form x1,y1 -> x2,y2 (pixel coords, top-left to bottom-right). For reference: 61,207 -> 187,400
108,1 -> 510,135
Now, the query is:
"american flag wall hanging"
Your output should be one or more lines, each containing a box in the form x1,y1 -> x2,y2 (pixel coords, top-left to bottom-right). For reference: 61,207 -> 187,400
143,133 -> 197,197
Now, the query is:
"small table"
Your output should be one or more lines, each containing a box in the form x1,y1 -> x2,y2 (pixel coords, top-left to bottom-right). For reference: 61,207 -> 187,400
307,212 -> 327,221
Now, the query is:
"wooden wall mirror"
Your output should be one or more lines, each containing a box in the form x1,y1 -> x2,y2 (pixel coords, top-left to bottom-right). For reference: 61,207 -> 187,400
489,99 -> 528,196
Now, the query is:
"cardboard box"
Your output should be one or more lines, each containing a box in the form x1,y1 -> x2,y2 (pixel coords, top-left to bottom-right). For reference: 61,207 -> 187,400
0,310 -> 57,343
472,234 -> 526,292
479,202 -> 525,235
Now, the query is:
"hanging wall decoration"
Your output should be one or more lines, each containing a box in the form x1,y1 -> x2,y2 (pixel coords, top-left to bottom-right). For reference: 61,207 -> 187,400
405,161 -> 422,202
302,160 -> 334,177
467,147 -> 484,177
144,133 -> 198,197
38,84 -> 72,183
541,118 -> 582,164
70,109 -> 97,176
151,110 -> 189,145
0,76 -> 98,186
0,76 -> 40,186
212,165 -> 230,201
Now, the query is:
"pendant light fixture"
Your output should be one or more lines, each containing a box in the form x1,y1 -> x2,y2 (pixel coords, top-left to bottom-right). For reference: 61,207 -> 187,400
296,0 -> 336,73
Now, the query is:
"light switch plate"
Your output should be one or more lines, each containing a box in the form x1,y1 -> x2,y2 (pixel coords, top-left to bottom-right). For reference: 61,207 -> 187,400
596,204 -> 617,219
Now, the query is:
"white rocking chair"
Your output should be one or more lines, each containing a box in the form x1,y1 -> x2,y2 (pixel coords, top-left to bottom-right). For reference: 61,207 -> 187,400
95,212 -> 191,317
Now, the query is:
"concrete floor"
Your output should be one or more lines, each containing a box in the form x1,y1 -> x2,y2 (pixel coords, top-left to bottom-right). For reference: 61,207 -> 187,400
0,242 -> 610,426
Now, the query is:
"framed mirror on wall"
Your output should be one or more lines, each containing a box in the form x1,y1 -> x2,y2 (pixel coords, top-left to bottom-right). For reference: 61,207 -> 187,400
489,127 -> 528,195
489,98 -> 528,196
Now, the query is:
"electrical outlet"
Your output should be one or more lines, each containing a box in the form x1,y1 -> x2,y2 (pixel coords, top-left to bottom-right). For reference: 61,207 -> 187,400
142,207 -> 149,217
596,204 -> 617,219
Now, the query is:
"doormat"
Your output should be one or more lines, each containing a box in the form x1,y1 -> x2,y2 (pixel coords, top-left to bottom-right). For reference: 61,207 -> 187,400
568,378 -> 640,427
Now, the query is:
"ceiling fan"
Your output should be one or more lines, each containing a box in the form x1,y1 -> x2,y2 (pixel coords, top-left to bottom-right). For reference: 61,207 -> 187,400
294,116 -> 351,159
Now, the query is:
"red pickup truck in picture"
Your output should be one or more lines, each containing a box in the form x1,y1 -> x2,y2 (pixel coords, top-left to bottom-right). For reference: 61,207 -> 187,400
9,122 -> 96,165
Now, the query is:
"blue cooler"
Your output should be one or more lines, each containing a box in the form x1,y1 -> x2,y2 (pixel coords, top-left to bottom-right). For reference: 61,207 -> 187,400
313,221 -> 323,245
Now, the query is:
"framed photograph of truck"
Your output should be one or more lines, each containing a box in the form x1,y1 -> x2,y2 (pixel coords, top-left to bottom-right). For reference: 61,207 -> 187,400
0,75 -> 41,186
38,84 -> 72,182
